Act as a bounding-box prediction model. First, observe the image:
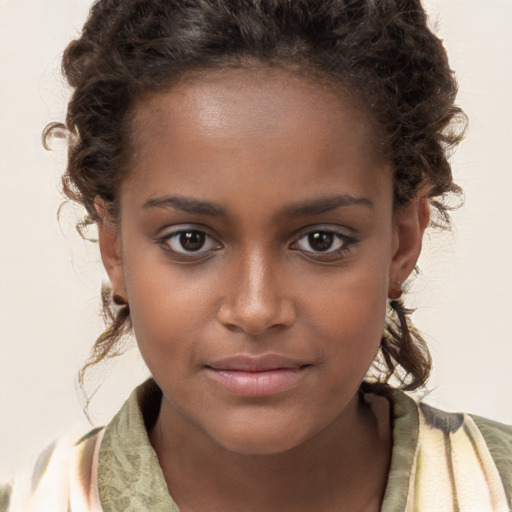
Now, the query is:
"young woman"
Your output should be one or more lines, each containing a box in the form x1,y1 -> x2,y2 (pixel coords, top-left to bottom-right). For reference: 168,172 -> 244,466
1,1 -> 511,511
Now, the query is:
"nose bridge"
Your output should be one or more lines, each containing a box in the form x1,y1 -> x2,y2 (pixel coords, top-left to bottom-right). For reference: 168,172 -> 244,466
219,243 -> 294,334
235,244 -> 278,317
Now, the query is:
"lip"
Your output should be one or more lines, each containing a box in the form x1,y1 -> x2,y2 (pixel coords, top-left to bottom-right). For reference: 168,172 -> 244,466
207,354 -> 307,372
205,354 -> 310,397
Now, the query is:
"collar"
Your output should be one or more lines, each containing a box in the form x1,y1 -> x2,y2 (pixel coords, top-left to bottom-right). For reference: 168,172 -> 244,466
97,379 -> 420,511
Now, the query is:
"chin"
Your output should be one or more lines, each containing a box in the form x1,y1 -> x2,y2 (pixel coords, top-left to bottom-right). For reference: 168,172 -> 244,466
204,419 -> 314,456
216,434 -> 304,456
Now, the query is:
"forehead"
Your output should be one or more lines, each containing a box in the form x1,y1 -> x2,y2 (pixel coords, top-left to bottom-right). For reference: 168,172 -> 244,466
131,66 -> 380,158
124,67 -> 390,211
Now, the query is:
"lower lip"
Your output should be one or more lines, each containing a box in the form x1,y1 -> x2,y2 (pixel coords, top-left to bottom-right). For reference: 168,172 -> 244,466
205,367 -> 308,397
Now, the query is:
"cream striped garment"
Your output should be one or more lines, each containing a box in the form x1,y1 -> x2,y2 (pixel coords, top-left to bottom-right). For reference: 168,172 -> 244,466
1,381 -> 511,511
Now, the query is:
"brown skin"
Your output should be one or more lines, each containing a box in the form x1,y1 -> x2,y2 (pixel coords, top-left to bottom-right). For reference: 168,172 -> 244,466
98,68 -> 429,512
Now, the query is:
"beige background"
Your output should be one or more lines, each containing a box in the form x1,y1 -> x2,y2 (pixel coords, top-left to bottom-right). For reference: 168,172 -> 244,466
1,0 -> 511,479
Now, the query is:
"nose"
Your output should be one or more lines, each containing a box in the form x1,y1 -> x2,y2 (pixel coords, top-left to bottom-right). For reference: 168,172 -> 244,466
217,248 -> 296,335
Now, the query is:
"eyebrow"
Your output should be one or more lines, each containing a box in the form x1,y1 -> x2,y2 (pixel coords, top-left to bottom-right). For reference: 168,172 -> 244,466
143,195 -> 228,216
278,195 -> 374,218
142,193 -> 373,218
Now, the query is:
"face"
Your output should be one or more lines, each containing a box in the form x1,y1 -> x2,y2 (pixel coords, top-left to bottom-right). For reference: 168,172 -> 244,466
99,67 -> 425,455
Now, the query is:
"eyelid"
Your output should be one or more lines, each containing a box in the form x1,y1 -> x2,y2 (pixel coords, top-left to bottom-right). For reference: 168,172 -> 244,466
157,224 -> 222,257
156,224 -> 356,262
290,225 -> 358,259
292,224 -> 355,243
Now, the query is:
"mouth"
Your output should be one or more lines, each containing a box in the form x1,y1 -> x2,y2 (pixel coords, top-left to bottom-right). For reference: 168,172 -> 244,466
205,354 -> 311,397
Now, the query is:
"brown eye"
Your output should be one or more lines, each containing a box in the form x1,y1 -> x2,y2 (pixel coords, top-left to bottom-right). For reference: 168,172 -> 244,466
293,228 -> 352,257
180,231 -> 206,251
162,228 -> 220,254
308,232 -> 334,252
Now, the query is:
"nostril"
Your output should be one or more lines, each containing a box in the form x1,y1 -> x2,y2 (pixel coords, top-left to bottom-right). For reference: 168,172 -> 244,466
216,298 -> 296,336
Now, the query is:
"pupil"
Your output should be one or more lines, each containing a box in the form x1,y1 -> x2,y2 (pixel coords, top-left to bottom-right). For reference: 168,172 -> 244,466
308,232 -> 333,252
180,231 -> 205,251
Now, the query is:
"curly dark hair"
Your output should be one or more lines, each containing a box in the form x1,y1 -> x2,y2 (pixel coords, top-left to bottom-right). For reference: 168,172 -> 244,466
45,0 -> 465,392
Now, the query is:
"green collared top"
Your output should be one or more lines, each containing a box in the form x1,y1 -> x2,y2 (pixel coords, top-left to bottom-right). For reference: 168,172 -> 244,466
2,380 -> 512,511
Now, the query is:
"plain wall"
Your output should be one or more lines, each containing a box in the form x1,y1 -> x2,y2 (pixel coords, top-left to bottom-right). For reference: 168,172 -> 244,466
1,0 -> 511,479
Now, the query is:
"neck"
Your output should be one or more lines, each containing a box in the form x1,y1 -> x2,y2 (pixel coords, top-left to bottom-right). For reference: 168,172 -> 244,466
150,392 -> 391,512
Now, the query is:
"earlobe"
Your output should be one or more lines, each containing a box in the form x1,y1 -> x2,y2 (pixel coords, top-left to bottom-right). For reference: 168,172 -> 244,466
389,194 -> 430,294
95,199 -> 127,303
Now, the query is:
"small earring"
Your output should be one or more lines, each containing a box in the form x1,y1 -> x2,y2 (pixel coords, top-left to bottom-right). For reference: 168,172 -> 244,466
388,281 -> 403,301
113,293 -> 128,306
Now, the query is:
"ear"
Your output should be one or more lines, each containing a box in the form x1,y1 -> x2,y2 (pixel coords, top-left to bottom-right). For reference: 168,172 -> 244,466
389,191 -> 430,293
95,199 -> 127,303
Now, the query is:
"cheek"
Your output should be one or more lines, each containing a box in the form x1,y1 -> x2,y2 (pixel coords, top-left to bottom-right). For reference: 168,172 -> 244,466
317,282 -> 387,353
123,254 -> 219,360
301,255 -> 390,364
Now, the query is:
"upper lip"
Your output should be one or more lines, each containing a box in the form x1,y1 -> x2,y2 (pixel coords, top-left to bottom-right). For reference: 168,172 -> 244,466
206,354 -> 308,372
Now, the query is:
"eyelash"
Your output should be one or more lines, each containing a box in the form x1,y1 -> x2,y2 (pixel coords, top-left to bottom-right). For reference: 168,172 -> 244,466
291,228 -> 357,261
158,227 -> 222,261
157,226 -> 357,262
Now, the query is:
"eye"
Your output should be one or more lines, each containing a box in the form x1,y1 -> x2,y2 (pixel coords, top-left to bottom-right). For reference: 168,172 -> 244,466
291,228 -> 356,260
298,231 -> 342,253
160,228 -> 221,255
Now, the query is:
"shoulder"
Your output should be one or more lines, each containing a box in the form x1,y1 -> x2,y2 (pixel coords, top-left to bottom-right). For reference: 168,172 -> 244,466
395,390 -> 512,510
1,427 -> 104,512
470,413 -> 512,500
471,413 -> 512,454
418,399 -> 512,465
